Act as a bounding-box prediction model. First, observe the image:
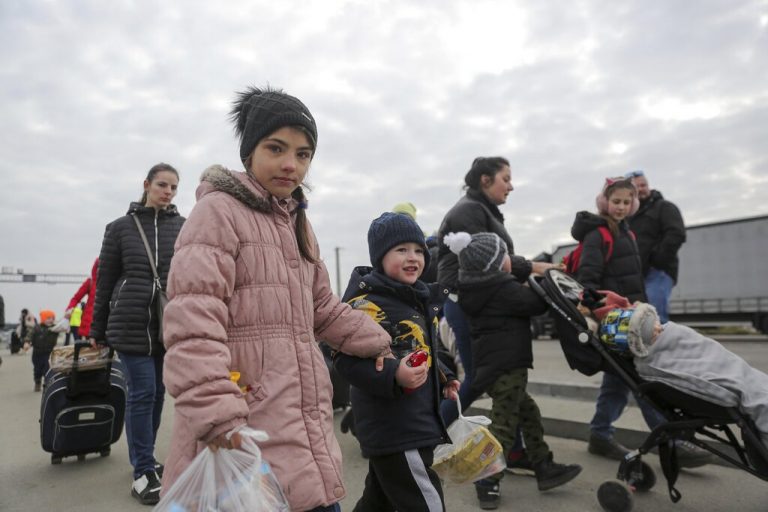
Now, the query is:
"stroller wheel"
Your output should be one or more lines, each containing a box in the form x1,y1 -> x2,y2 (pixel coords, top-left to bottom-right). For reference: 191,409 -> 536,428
597,480 -> 633,512
628,461 -> 656,492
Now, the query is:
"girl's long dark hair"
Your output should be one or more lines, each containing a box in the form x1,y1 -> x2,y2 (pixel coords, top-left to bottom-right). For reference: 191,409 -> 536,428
140,163 -> 179,205
291,186 -> 317,263
463,156 -> 510,191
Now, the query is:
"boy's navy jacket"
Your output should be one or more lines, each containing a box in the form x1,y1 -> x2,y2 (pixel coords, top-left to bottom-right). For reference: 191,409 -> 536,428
571,211 -> 646,303
334,267 -> 454,457
458,270 -> 547,395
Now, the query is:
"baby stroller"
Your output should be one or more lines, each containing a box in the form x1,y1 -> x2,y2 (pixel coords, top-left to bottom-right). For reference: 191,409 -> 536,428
528,269 -> 768,512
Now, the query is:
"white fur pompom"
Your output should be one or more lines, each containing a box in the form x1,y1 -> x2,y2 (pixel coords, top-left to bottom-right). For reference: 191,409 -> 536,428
443,231 -> 472,255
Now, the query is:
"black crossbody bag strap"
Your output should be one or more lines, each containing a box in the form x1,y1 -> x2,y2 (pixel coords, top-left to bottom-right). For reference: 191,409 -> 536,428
131,214 -> 163,292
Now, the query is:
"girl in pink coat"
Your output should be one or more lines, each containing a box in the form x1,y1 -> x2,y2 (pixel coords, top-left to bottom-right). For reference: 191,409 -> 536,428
161,86 -> 391,512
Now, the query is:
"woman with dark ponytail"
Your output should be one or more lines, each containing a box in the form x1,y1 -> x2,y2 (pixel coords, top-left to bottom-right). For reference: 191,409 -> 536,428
161,86 -> 391,512
435,156 -> 558,506
90,162 -> 184,505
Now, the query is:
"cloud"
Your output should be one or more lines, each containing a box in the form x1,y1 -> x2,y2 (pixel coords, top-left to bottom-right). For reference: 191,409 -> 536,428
1,0 -> 767,315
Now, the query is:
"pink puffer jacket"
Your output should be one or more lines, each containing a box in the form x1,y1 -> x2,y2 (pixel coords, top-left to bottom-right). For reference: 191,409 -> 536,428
161,166 -> 390,511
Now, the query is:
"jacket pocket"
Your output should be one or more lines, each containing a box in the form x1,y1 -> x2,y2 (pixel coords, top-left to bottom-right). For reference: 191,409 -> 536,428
110,278 -> 128,310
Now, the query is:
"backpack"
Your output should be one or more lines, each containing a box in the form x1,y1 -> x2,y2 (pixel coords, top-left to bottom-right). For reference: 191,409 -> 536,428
563,226 -> 635,275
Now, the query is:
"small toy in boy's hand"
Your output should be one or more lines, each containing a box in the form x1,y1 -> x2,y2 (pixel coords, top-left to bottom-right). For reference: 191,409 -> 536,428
403,350 -> 428,394
406,350 -> 428,368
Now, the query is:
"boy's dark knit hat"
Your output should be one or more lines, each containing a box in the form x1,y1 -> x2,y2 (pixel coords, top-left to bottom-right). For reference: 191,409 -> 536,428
443,231 -> 507,272
368,212 -> 429,270
230,86 -> 318,165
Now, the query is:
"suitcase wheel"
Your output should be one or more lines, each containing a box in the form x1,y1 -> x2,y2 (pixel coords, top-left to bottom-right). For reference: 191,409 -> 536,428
77,454 -> 86,461
51,455 -> 62,465
100,448 -> 111,458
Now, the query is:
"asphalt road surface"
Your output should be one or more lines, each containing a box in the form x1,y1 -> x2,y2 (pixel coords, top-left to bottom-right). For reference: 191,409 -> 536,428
1,349 -> 766,511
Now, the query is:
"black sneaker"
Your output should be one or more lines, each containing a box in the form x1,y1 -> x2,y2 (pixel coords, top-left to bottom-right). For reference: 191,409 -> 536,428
505,450 -> 535,476
474,478 -> 500,510
154,462 -> 164,479
131,471 -> 161,505
675,440 -> 715,469
588,433 -> 631,461
533,453 -> 582,491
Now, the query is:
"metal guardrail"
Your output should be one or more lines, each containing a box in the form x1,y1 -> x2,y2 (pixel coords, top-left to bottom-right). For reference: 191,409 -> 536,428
669,296 -> 768,314
0,273 -> 88,284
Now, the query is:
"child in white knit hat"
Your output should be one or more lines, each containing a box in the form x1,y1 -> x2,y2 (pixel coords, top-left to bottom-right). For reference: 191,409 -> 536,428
444,231 -> 582,507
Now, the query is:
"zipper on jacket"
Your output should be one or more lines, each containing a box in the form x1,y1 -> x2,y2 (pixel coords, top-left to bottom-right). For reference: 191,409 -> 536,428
147,210 -> 160,356
114,278 -> 128,309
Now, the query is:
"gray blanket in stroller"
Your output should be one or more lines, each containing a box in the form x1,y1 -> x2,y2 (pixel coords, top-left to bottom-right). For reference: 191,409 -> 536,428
635,322 -> 768,448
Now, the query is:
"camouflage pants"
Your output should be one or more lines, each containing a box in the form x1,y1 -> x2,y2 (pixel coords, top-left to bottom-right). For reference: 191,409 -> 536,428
487,368 -> 550,470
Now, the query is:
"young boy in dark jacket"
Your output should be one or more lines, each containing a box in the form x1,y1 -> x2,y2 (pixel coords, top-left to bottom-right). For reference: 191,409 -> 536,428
444,231 -> 582,510
335,212 -> 460,512
24,309 -> 59,391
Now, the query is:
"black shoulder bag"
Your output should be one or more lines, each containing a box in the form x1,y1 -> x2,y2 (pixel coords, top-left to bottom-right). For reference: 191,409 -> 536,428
132,214 -> 169,344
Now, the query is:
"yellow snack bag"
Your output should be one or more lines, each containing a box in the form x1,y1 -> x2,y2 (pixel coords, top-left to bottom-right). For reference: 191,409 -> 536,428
432,399 -> 506,484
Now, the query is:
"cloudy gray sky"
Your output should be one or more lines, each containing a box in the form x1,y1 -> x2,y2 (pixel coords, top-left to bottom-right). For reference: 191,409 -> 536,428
1,0 -> 767,318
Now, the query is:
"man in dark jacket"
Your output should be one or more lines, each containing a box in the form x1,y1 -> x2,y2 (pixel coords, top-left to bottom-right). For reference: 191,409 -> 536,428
625,170 -> 686,323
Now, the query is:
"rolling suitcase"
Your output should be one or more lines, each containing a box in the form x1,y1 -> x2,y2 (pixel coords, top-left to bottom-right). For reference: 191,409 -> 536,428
40,343 -> 127,464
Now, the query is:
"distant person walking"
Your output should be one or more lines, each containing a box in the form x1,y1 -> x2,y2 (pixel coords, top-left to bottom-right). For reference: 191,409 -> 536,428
624,170 -> 686,323
11,309 -> 37,354
64,258 -> 99,339
90,163 -> 184,505
64,302 -> 84,346
24,310 -> 58,391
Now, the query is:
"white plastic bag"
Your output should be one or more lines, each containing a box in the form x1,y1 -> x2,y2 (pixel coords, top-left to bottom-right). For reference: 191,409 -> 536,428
154,427 -> 289,512
51,317 -> 71,333
432,397 -> 506,484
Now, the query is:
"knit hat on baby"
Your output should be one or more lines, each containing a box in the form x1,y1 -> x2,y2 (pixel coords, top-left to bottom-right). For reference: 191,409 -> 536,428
443,231 -> 507,272
368,212 -> 429,271
599,303 -> 659,358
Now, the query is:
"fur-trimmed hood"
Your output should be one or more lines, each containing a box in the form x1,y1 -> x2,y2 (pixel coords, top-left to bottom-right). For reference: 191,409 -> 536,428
197,164 -> 299,213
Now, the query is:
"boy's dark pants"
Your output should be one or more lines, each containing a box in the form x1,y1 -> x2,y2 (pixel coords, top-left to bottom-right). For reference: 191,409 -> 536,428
486,368 -> 550,482
32,349 -> 52,383
353,447 -> 445,512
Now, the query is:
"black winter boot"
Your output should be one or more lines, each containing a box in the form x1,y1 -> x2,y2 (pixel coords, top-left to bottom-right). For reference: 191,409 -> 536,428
474,478 -> 500,510
533,452 -> 582,491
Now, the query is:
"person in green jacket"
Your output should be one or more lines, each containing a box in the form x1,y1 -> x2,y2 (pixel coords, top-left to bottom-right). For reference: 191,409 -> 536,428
64,302 -> 84,346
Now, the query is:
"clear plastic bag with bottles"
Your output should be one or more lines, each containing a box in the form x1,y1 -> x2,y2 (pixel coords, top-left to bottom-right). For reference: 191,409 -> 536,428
154,426 -> 289,512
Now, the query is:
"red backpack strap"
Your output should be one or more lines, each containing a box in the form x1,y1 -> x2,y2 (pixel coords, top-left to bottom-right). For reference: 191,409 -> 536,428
597,226 -> 615,262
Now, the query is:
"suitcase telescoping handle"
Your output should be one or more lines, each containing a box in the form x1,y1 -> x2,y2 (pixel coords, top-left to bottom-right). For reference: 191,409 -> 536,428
68,342 -> 115,397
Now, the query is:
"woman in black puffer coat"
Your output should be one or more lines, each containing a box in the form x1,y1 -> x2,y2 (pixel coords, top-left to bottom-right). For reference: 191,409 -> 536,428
90,163 -> 184,505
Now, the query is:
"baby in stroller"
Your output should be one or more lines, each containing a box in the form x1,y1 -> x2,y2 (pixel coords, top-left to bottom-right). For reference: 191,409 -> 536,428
583,289 -> 768,451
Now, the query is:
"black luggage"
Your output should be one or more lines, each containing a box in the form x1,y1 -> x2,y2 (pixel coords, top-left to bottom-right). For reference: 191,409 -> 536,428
10,331 -> 22,354
40,343 -> 127,464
